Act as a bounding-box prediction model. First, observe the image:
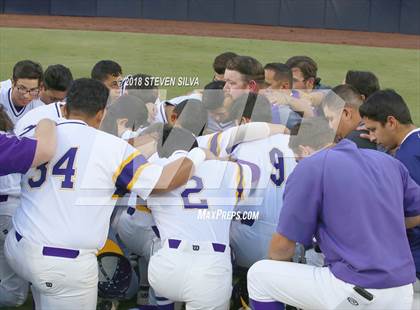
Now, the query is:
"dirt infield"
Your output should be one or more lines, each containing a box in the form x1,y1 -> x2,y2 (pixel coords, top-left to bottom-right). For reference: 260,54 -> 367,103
0,14 -> 419,49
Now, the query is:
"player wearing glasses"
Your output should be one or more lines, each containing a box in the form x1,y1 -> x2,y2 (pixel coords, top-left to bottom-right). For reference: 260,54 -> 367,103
0,60 -> 44,125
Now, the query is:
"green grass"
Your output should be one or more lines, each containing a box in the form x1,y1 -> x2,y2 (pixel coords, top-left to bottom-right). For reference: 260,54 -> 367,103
0,27 -> 419,310
0,27 -> 419,124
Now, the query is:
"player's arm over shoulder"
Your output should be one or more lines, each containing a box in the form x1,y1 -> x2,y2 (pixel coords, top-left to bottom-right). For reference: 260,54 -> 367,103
218,123 -> 289,156
151,148 -> 214,194
31,119 -> 57,167
227,160 -> 260,205
0,119 -> 56,175
114,144 -> 210,198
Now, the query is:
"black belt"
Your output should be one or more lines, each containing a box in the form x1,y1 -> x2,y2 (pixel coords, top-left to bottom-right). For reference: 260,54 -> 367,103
0,195 -> 8,203
240,218 -> 255,226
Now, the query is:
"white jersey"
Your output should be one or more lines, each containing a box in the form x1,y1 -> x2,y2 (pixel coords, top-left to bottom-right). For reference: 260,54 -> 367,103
1,100 -> 59,217
14,118 -> 163,250
197,131 -> 230,157
155,100 -> 169,124
197,124 -> 267,158
147,160 -> 254,245
0,79 -> 44,125
231,134 -> 297,222
197,126 -> 240,158
155,93 -> 202,124
0,173 -> 21,217
14,101 -> 64,136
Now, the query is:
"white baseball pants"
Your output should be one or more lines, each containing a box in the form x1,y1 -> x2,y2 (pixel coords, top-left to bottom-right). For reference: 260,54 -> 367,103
0,215 -> 28,306
248,260 -> 413,310
5,227 -> 98,310
148,239 -> 232,310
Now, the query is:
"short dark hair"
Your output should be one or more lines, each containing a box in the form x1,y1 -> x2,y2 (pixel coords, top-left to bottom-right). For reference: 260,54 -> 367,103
230,92 -> 272,123
173,99 -> 207,136
0,105 -> 13,132
322,84 -> 363,111
100,95 -> 148,136
213,52 -> 238,75
289,117 -> 335,152
359,89 -> 413,125
264,63 -> 293,86
202,80 -> 226,110
43,64 -> 73,91
66,78 -> 109,117
123,73 -> 159,104
91,60 -> 122,81
345,70 -> 380,99
226,56 -> 265,84
12,60 -> 43,83
157,125 -> 198,158
285,56 -> 320,87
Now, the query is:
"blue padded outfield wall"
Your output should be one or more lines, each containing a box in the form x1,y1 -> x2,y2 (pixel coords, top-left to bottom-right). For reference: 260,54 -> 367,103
1,0 -> 419,35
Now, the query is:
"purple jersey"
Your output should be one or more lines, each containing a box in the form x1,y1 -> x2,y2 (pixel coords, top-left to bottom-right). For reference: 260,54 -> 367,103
0,133 -> 36,176
277,139 -> 420,289
395,129 -> 420,276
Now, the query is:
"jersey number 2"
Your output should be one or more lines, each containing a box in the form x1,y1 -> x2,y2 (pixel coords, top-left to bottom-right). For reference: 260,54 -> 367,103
181,176 -> 208,209
28,147 -> 78,189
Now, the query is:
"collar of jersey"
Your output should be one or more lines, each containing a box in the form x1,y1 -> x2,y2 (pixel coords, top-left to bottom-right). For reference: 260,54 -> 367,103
400,128 -> 420,146
57,119 -> 88,126
8,88 -> 27,117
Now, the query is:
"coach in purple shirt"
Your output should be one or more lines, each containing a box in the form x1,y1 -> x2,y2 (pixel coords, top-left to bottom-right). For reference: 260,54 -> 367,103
247,118 -> 420,310
0,119 -> 56,176
360,89 -> 420,281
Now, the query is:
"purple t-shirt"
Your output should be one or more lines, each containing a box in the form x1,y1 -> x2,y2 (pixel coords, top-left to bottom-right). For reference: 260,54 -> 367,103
0,133 -> 37,176
277,139 -> 420,289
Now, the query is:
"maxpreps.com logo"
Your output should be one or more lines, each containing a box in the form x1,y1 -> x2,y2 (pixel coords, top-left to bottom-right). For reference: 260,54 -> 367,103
197,209 -> 259,221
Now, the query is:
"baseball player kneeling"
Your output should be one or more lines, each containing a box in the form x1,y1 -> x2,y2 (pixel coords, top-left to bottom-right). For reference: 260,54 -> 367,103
147,126 -> 257,309
247,118 -> 420,310
4,79 -> 202,310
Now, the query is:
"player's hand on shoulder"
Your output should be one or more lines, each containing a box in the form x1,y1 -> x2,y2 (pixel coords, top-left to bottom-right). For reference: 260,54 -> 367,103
37,118 -> 57,127
32,119 -> 57,167
356,124 -> 376,142
261,88 -> 290,105
132,137 -> 157,159
268,123 -> 290,135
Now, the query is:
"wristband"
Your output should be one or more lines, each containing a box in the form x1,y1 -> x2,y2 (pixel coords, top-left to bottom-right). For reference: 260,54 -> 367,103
186,147 -> 206,168
167,150 -> 189,162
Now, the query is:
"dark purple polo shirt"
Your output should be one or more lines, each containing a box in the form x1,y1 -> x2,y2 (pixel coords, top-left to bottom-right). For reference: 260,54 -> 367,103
395,129 -> 420,276
277,139 -> 420,289
0,133 -> 37,176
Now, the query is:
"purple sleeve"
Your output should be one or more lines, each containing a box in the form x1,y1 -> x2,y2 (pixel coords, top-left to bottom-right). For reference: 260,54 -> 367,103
0,134 -> 37,176
400,163 -> 420,217
276,157 -> 323,246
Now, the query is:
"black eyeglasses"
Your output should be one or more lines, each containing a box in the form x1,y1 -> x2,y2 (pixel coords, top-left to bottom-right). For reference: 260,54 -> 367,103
15,85 -> 40,96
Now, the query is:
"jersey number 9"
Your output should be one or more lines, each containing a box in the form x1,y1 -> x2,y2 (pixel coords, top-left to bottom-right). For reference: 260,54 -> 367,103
269,148 -> 285,187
